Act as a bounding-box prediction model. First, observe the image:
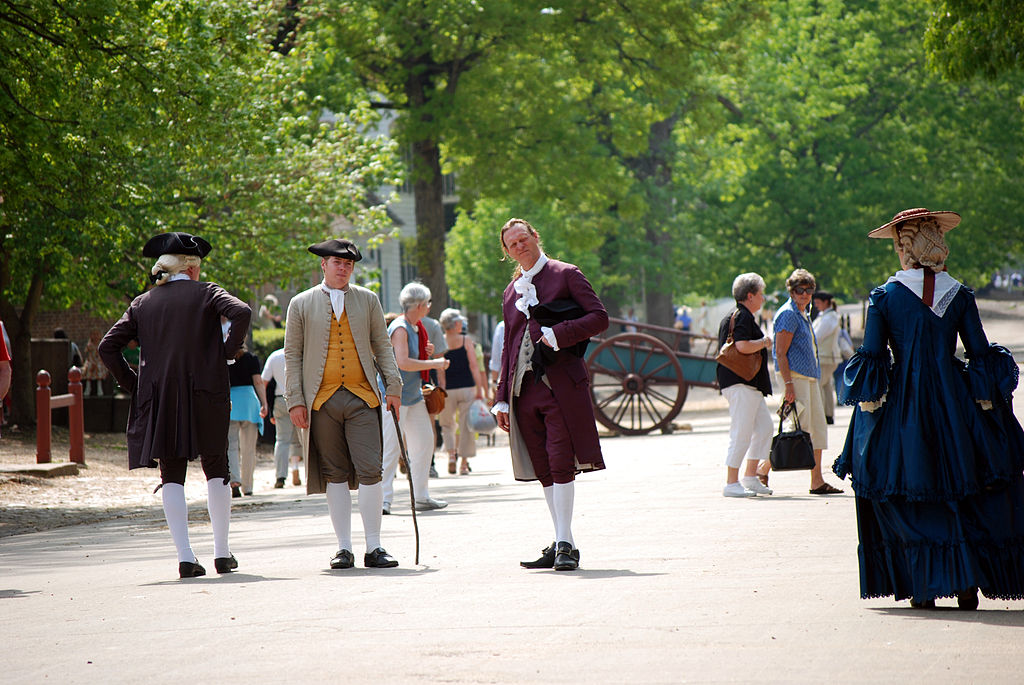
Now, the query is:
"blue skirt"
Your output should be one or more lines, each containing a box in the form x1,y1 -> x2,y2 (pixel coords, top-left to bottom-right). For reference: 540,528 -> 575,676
230,386 -> 264,434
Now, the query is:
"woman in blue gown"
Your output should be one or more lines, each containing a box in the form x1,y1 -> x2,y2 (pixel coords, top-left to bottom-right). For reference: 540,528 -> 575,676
833,207 -> 1024,609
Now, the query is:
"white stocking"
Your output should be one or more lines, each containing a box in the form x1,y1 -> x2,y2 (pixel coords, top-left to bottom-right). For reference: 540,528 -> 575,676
543,485 -> 557,538
358,482 -> 384,552
552,481 -> 575,547
326,482 -> 353,552
161,483 -> 195,563
206,478 -> 231,558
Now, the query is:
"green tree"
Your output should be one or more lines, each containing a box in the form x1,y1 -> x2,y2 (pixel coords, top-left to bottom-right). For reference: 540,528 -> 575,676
925,0 -> 1024,80
674,0 -> 1024,299
445,1 -> 759,326
0,0 -> 399,424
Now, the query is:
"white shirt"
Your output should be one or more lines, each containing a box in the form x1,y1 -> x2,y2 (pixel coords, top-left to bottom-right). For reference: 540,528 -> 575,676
489,321 -> 505,373
261,348 -> 287,396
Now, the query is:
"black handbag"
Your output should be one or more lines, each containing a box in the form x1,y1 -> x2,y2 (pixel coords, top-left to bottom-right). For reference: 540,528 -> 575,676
769,402 -> 816,471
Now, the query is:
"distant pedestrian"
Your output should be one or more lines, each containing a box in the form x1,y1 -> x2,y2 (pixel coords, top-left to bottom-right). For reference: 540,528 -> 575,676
438,308 -> 486,476
811,291 -> 841,425
759,268 -> 843,495
261,347 -> 303,488
717,273 -> 774,498
99,232 -> 250,578
226,342 -> 268,497
388,282 -> 451,511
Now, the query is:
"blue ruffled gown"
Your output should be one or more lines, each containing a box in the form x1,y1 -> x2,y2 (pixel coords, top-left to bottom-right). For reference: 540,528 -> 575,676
833,278 -> 1024,603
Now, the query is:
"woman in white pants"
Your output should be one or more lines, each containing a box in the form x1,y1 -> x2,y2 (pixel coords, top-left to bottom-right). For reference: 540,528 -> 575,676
388,283 -> 450,511
717,273 -> 775,497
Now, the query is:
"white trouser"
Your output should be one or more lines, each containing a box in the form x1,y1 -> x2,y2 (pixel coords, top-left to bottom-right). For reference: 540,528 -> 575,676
722,383 -> 774,469
381,407 -> 401,505
818,361 -> 838,419
399,401 -> 434,503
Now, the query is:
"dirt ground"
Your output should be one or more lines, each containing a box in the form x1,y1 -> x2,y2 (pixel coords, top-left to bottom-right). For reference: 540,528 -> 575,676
0,427 -> 286,537
1,297 -> 1020,539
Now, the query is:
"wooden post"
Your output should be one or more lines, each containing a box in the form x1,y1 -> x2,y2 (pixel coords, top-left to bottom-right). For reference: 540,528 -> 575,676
35,370 -> 52,463
68,366 -> 84,464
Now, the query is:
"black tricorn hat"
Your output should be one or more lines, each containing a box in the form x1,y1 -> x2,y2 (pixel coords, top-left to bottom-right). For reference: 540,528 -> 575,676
531,298 -> 591,360
308,238 -> 362,261
142,232 -> 212,258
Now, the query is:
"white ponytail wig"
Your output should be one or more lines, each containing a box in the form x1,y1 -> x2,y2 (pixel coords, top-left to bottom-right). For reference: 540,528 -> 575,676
151,253 -> 201,286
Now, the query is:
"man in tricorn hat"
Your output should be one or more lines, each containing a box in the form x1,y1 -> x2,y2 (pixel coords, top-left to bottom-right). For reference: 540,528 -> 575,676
284,238 -> 404,569
492,218 -> 609,571
99,232 -> 251,578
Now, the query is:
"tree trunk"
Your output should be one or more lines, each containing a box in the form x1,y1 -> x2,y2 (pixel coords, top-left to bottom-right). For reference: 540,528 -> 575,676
400,38 -> 450,324
629,114 -> 680,330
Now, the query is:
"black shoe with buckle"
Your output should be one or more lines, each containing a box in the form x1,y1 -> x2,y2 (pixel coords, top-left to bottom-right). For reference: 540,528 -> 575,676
957,587 -> 979,610
214,555 -> 238,574
330,549 -> 355,569
553,542 -> 580,571
364,547 -> 399,568
179,559 -> 206,578
521,542 -> 557,569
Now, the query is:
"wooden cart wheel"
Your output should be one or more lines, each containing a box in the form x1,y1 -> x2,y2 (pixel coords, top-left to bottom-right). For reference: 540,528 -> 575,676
587,333 -> 688,436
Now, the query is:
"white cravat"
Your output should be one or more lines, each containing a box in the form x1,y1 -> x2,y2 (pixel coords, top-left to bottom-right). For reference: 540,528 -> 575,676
513,253 -> 549,318
320,280 -> 349,322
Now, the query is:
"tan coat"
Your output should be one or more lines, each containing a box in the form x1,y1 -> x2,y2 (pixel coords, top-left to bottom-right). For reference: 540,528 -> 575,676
284,284 -> 402,493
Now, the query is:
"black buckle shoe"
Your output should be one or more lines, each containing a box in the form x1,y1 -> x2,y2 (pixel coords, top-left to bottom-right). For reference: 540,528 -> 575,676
520,542 -> 557,569
364,547 -> 399,568
553,542 -> 580,571
330,549 -> 355,569
214,554 -> 238,574
957,588 -> 979,610
179,559 -> 206,578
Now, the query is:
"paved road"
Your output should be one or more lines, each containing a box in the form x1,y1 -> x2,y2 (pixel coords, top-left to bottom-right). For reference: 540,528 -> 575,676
4,396 -> 1024,684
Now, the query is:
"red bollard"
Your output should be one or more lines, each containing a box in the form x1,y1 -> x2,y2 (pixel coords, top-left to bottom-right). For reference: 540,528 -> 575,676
36,370 -> 52,463
68,366 -> 84,464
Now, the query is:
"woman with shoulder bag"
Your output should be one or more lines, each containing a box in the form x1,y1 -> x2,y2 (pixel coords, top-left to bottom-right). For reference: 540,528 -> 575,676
388,282 -> 451,511
717,273 -> 775,497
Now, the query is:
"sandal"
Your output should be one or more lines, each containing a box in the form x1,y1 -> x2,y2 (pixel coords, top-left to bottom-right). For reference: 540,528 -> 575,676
460,459 -> 471,476
757,473 -> 769,488
448,455 -> 457,475
809,483 -> 843,495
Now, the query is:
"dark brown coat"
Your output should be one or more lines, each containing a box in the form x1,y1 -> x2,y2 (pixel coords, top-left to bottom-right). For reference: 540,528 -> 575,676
99,280 -> 251,469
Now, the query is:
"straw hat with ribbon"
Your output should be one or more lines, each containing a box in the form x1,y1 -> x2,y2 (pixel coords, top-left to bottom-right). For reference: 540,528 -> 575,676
867,207 -> 961,239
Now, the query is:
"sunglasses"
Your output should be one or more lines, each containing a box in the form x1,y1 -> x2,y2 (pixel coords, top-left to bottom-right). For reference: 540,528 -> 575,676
791,286 -> 813,295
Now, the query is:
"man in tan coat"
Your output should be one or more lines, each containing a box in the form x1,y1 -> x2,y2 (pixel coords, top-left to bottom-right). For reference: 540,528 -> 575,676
285,239 -> 403,569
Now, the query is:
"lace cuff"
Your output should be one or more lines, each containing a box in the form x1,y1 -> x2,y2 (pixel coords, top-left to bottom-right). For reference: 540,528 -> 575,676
967,344 -> 1019,404
839,348 -> 892,406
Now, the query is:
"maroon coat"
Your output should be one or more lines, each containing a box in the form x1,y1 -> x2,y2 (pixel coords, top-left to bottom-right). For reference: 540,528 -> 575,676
99,280 -> 251,469
495,259 -> 609,474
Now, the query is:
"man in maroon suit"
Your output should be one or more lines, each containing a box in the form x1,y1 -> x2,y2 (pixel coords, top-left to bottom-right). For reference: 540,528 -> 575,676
493,218 -> 609,571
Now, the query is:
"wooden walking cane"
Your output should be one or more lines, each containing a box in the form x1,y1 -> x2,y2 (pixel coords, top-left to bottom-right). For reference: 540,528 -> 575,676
388,405 -> 420,565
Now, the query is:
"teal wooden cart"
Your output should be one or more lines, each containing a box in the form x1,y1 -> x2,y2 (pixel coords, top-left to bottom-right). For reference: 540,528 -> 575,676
586,318 -> 720,435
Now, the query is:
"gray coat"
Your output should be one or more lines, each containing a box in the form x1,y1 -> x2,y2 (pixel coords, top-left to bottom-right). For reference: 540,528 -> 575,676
284,283 -> 402,493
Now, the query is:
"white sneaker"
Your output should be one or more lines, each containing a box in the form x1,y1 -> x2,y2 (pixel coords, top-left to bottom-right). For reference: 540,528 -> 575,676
723,482 -> 756,498
415,497 -> 449,511
742,476 -> 773,495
